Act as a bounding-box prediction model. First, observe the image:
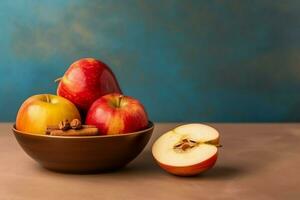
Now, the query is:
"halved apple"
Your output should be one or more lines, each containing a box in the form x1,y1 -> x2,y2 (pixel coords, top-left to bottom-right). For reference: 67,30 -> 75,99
152,124 -> 221,176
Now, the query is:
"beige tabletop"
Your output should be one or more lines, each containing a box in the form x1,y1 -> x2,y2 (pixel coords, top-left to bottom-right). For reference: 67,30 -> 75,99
0,123 -> 300,200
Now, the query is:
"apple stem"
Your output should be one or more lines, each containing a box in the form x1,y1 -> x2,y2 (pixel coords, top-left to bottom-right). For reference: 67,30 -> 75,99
54,77 -> 62,83
118,95 -> 124,108
46,94 -> 50,103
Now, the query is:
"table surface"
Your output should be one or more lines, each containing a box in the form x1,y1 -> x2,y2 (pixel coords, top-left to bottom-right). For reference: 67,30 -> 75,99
0,123 -> 300,200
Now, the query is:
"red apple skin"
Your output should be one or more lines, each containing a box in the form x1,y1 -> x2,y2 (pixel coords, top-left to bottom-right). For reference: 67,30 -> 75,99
86,93 -> 148,135
155,153 -> 218,176
57,58 -> 122,112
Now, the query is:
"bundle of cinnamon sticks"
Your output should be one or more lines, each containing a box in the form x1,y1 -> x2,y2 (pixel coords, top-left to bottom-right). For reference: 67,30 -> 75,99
46,119 -> 99,136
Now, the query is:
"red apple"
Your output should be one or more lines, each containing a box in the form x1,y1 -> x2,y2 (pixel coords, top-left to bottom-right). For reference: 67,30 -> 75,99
152,124 -> 220,176
57,58 -> 122,112
16,94 -> 81,135
86,93 -> 148,135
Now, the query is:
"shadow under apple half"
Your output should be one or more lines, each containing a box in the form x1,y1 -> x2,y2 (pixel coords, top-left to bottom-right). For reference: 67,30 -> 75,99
152,124 -> 221,176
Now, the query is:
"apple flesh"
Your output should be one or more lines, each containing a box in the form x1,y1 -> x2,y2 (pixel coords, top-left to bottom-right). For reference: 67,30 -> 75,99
16,94 -> 81,135
86,93 -> 148,135
57,58 -> 122,112
152,124 -> 220,176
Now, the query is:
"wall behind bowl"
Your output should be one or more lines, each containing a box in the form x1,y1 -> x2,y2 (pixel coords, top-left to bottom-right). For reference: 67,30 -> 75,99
1,0 -> 300,122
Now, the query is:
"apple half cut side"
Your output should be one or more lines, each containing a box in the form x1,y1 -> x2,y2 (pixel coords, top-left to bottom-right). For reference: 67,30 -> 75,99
152,124 -> 221,176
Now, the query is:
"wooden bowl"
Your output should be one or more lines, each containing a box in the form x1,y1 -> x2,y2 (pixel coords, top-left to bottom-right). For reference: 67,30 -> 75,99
12,122 -> 154,173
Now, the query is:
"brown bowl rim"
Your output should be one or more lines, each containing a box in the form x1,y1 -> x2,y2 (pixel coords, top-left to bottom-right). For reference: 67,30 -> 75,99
12,121 -> 154,139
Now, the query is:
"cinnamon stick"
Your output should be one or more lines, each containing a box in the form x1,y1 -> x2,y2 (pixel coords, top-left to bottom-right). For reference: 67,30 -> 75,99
49,127 -> 99,136
46,125 -> 96,134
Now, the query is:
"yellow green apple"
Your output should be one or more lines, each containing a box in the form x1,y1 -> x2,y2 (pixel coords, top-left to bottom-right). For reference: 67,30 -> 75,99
16,94 -> 81,135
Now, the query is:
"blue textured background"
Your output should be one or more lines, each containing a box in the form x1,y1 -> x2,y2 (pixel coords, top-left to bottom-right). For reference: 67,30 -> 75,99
1,0 -> 300,122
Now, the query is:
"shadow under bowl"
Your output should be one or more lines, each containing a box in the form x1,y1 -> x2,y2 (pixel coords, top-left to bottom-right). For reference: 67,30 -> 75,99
12,122 -> 154,173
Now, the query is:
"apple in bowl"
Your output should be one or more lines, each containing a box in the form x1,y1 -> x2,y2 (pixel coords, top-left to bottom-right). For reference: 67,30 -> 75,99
152,124 -> 221,176
16,94 -> 81,135
57,58 -> 122,112
86,93 -> 148,135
